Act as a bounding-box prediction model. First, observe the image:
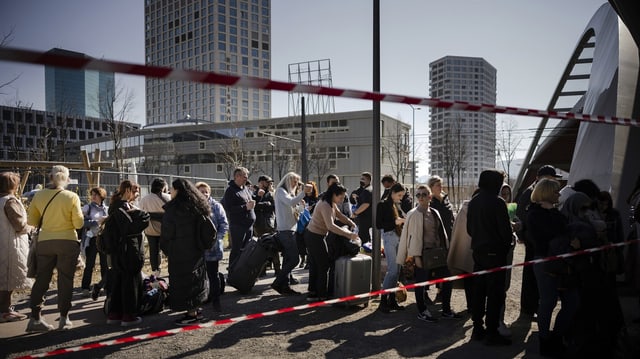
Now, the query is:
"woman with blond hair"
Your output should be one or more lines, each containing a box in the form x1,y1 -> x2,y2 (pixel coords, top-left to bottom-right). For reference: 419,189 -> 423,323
0,172 -> 33,323
26,166 -> 84,332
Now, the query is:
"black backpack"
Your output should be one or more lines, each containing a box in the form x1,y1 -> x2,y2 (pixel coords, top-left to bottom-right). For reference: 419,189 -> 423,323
96,215 -> 118,255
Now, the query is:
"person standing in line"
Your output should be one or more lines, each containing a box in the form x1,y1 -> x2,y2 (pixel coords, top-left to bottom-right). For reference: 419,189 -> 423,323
272,172 -> 311,295
380,174 -> 413,213
26,165 -> 84,332
253,175 -> 276,238
527,178 -> 576,356
80,187 -> 109,300
516,165 -> 562,317
296,180 -> 319,269
304,183 -> 358,301
195,182 -> 228,313
139,178 -> 170,277
397,185 -> 460,323
426,175 -> 455,305
350,172 -> 373,244
376,183 -> 406,313
222,167 -> 256,266
0,172 -> 33,323
106,180 -> 149,327
161,179 -> 211,325
467,169 -> 513,345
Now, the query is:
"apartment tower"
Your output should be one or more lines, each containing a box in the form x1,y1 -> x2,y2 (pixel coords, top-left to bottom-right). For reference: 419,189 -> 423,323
428,55 -> 497,187
144,0 -> 271,125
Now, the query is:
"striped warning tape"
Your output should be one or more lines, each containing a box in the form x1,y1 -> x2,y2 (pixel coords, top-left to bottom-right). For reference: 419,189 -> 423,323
15,237 -> 639,359
1,46 -> 638,127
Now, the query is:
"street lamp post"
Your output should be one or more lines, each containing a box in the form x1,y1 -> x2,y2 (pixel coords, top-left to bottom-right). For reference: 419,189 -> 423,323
409,105 -> 421,195
269,142 -> 275,180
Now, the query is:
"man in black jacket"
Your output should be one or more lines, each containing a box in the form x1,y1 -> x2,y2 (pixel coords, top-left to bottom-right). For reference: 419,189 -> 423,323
222,167 -> 256,266
467,169 -> 513,346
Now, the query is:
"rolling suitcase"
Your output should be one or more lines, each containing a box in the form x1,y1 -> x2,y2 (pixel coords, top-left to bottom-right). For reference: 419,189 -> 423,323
333,254 -> 371,307
227,238 -> 272,294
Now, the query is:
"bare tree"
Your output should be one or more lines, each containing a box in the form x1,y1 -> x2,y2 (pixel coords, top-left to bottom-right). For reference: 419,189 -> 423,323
0,27 -> 21,95
97,79 -> 135,173
496,117 -> 523,185
438,114 -> 468,208
307,139 -> 332,188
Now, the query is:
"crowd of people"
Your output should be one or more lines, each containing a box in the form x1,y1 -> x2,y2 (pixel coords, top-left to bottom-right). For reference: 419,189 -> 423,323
1,164 -> 639,358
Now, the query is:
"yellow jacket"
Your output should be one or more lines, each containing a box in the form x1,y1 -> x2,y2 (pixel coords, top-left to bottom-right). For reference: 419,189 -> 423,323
27,188 -> 84,241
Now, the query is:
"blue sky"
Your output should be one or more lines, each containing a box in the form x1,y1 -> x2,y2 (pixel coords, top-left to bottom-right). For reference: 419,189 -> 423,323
0,0 -> 608,177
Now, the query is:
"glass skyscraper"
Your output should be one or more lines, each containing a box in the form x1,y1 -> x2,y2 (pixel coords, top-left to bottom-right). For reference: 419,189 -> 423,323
144,0 -> 271,126
44,48 -> 115,119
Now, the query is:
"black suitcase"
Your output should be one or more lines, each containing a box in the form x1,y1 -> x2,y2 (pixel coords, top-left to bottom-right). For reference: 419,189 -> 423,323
227,238 -> 272,294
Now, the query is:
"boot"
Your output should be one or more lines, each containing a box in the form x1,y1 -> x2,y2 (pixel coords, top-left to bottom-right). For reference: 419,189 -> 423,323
379,294 -> 391,313
388,292 -> 405,311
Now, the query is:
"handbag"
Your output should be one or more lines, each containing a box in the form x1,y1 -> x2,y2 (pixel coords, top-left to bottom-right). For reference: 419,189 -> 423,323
27,190 -> 63,278
422,247 -> 448,270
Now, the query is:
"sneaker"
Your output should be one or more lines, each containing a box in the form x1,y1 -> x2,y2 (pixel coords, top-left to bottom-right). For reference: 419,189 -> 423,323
417,309 -> 438,323
58,316 -> 73,330
441,310 -> 462,319
498,321 -> 512,337
175,312 -> 207,326
271,283 -> 300,296
1,311 -> 28,322
26,318 -> 55,332
90,284 -> 101,301
120,316 -> 142,327
81,289 -> 91,298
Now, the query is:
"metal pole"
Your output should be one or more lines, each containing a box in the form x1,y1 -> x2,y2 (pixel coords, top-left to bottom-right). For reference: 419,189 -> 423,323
371,0 -> 381,292
301,96 -> 307,181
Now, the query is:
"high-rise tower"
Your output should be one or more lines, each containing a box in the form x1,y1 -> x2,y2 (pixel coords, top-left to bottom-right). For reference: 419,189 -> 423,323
45,48 -> 114,118
428,55 -> 497,187
144,0 -> 271,125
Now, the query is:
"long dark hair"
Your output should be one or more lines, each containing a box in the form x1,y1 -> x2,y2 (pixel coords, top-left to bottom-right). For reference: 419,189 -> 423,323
170,178 -> 211,216
323,183 -> 347,204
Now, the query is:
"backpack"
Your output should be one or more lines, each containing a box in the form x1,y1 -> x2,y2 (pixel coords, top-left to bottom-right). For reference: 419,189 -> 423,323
139,276 -> 169,315
96,215 -> 118,255
197,214 -> 217,251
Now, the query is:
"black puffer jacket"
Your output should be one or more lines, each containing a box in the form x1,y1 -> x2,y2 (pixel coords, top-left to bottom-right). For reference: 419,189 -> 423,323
160,201 -> 208,311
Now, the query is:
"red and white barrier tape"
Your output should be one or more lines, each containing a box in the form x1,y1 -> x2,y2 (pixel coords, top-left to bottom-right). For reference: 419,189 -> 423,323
16,237 -> 639,359
1,47 -> 638,127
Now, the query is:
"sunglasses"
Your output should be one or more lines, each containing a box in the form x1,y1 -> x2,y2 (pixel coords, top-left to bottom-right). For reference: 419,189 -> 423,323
416,193 -> 429,198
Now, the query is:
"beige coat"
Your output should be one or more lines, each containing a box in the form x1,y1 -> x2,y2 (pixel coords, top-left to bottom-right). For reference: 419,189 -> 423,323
447,200 -> 474,274
0,195 -> 33,291
396,206 -> 448,266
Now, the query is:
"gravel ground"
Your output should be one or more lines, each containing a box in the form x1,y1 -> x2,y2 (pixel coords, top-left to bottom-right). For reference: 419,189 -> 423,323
2,244 -> 639,358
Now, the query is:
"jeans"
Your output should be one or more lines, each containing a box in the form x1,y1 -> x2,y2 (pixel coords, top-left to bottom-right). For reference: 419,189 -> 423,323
381,230 -> 400,290
146,235 -> 162,272
30,240 -> 80,318
81,237 -> 108,290
273,231 -> 299,288
228,223 -> 253,266
205,260 -> 221,304
533,258 -> 580,338
304,230 -> 330,297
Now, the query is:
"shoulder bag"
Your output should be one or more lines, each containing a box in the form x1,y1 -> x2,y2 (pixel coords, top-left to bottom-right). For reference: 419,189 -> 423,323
27,190 -> 63,278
